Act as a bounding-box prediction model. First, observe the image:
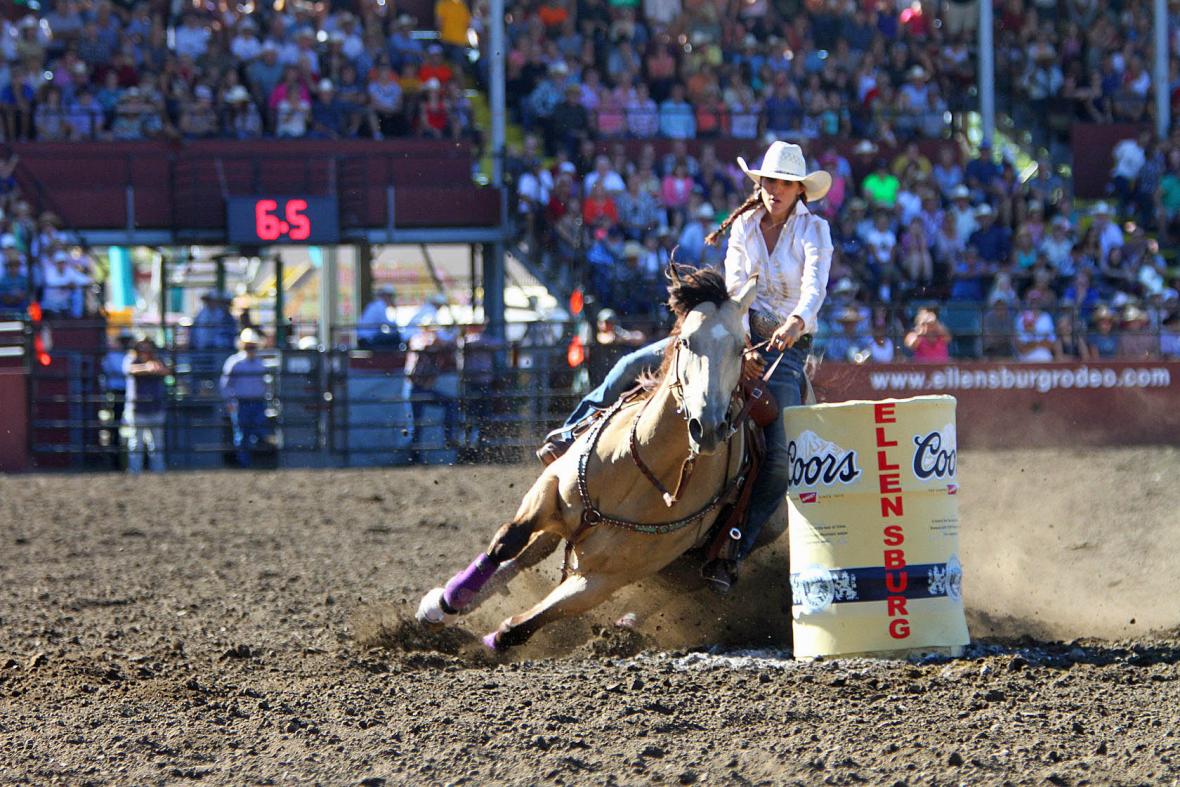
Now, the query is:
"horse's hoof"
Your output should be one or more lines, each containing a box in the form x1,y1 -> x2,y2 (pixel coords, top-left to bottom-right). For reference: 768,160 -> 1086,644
416,587 -> 457,626
482,631 -> 501,652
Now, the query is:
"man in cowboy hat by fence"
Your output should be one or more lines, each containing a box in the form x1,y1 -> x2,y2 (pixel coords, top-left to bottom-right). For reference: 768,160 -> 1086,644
220,329 -> 271,468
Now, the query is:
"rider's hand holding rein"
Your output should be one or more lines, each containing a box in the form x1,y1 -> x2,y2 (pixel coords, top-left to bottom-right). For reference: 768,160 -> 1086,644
770,314 -> 807,351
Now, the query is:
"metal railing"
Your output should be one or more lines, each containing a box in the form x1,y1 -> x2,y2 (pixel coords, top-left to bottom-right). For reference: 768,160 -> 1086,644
537,107 -> 958,142
17,319 -> 591,471
11,300 -> 1174,471
813,301 -> 1176,362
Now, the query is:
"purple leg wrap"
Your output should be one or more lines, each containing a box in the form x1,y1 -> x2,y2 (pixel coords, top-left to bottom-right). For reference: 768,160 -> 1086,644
442,553 -> 498,611
482,631 -> 500,652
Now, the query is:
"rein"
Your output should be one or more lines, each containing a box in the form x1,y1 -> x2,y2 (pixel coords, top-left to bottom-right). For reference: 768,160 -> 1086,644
574,390 -> 744,536
563,386 -> 749,579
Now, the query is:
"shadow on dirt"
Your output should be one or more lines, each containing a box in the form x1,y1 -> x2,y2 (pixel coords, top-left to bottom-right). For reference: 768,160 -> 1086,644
963,636 -> 1180,669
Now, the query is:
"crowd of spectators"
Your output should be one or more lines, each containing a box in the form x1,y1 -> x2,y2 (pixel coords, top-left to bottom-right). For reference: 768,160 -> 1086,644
489,0 -> 1180,360
507,0 -> 968,158
996,0 -> 1180,144
0,1 -> 480,143
806,134 -> 1180,362
512,127 -> 1180,360
0,153 -> 96,319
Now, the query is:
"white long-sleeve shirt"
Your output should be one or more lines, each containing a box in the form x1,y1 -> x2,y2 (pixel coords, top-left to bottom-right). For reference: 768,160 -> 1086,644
723,201 -> 834,335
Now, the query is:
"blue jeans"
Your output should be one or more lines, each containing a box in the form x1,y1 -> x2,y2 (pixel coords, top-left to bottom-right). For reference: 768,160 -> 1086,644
738,344 -> 808,559
560,338 -> 670,432
231,399 -> 269,467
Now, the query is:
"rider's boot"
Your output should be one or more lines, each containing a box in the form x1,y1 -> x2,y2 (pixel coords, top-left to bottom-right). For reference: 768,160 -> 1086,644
701,558 -> 739,595
536,427 -> 574,466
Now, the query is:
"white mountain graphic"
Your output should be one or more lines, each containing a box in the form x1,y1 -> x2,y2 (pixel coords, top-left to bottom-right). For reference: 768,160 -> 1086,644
938,422 -> 957,453
795,430 -> 855,462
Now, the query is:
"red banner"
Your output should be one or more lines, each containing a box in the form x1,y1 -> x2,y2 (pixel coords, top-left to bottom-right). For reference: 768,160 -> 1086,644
812,361 -> 1180,449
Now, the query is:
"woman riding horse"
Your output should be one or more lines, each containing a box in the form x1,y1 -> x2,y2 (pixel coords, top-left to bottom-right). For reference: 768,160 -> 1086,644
537,140 -> 835,592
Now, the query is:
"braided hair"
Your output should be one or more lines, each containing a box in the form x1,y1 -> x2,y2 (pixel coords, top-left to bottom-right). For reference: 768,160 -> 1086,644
705,183 -> 807,247
705,187 -> 762,247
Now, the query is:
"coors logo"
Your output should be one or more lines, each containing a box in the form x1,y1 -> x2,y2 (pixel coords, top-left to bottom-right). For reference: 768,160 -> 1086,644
787,430 -> 862,488
913,423 -> 957,481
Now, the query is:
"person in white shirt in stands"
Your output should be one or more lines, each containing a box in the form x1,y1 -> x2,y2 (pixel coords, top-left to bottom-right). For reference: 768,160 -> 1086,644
1014,305 -> 1056,362
1109,130 -> 1149,217
275,82 -> 311,137
867,317 -> 896,363
1089,202 -> 1124,263
229,18 -> 262,62
357,283 -> 402,349
41,250 -> 89,318
174,13 -> 211,61
582,155 -> 626,196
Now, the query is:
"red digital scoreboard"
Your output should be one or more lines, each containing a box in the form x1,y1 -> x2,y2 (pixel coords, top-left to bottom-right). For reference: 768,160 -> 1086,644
226,196 -> 340,245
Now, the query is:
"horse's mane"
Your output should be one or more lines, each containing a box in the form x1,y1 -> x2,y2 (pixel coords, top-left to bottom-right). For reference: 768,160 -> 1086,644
665,264 -> 729,318
636,265 -> 730,393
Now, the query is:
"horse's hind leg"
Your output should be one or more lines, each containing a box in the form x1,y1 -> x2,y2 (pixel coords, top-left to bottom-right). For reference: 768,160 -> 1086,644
417,475 -> 560,625
483,572 -> 624,651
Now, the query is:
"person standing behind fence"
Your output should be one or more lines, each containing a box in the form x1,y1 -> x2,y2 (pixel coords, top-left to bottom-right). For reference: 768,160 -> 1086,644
406,325 -> 459,460
459,323 -> 504,453
220,329 -> 269,468
102,330 -> 132,467
357,284 -> 402,349
191,289 -> 238,355
123,337 -> 169,474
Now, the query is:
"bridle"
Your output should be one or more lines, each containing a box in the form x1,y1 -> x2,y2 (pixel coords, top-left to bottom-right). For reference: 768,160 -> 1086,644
664,334 -> 773,422
630,333 -> 783,507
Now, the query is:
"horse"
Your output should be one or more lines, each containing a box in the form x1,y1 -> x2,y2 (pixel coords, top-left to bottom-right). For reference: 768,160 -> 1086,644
416,267 -> 760,652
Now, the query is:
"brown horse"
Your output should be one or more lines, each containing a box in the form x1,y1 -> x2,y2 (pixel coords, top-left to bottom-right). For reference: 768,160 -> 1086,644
417,268 -> 759,651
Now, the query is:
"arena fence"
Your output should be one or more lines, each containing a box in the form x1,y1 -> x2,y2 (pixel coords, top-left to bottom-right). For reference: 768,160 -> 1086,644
15,319 -> 636,472
4,302 -> 1175,472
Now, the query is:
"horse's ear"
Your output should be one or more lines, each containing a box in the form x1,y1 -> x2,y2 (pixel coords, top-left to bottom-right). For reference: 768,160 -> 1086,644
731,275 -> 758,313
667,260 -> 683,285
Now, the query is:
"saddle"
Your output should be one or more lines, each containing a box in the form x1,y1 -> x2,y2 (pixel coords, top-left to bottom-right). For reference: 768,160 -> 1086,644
703,386 -> 769,563
740,377 -> 779,428
698,347 -> 788,561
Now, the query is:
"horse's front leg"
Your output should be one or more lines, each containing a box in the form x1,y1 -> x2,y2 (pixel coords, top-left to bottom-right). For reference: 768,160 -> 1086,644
465,531 -> 562,609
483,571 -> 625,652
417,473 -> 561,625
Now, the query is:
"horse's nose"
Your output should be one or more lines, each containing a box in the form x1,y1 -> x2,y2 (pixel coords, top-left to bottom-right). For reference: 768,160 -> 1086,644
688,415 -> 722,455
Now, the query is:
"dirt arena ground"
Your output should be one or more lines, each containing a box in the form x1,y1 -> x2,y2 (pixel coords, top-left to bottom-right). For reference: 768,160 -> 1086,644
1,447 -> 1178,785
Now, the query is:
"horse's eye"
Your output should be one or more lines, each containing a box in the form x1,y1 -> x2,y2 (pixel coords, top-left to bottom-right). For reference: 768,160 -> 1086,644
678,336 -> 691,351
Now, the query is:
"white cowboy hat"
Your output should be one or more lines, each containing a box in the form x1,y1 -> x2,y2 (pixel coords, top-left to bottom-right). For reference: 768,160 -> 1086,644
737,141 -> 832,202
